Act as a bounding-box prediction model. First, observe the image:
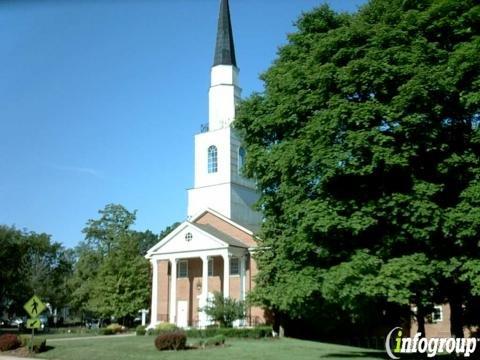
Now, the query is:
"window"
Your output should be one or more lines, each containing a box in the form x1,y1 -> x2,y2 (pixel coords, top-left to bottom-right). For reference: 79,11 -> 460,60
230,257 -> 240,275
185,232 -> 193,242
432,305 -> 443,323
178,260 -> 188,278
238,147 -> 246,175
208,258 -> 214,276
208,145 -> 218,173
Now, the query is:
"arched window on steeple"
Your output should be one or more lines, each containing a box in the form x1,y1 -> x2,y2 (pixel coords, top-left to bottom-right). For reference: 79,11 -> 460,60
238,147 -> 246,175
208,145 -> 218,173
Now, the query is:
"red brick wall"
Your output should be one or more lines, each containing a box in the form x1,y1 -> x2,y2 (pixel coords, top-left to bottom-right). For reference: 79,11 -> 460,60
156,260 -> 169,322
249,256 -> 265,324
410,304 -> 472,338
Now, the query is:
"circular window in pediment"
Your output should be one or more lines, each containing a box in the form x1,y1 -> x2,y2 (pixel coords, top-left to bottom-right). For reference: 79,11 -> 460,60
185,232 -> 193,242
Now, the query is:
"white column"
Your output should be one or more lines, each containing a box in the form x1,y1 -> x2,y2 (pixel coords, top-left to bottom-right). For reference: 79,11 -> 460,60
169,258 -> 177,325
150,259 -> 158,327
223,252 -> 230,298
240,255 -> 246,301
200,255 -> 209,327
240,255 -> 246,327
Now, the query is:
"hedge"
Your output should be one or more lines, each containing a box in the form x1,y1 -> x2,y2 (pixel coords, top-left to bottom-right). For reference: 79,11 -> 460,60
185,326 -> 273,339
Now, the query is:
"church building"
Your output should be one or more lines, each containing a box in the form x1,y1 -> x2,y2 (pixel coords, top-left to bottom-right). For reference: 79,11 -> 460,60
146,0 -> 265,329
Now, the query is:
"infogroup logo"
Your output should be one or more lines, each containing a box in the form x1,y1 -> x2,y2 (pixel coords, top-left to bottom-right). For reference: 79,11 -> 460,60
385,327 -> 478,359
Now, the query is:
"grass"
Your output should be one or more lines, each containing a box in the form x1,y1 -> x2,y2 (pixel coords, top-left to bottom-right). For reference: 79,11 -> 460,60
33,335 -> 386,360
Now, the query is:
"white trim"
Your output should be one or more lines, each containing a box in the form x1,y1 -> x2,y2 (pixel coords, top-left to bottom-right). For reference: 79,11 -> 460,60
432,305 -> 443,323
146,221 -> 233,258
145,221 -> 190,258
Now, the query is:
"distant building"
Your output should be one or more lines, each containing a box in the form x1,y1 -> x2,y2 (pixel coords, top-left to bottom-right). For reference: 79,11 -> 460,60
146,0 -> 265,329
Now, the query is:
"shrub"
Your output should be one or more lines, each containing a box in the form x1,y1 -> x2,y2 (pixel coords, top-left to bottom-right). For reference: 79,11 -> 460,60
136,325 -> 146,336
204,334 -> 226,347
0,334 -> 20,352
148,322 -> 179,336
106,323 -> 124,334
202,292 -> 245,328
154,331 -> 187,351
18,335 -> 30,347
27,338 -> 47,353
155,322 -> 179,332
100,328 -> 114,335
251,326 -> 273,338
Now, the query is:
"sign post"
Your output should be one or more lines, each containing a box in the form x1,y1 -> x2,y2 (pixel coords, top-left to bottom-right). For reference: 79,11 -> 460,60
23,295 -> 46,353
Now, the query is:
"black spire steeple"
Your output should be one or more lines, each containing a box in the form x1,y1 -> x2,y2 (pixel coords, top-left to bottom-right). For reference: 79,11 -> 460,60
213,0 -> 237,67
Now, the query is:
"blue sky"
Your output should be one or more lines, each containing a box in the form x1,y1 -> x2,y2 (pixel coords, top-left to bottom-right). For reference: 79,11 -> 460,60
0,0 -> 365,249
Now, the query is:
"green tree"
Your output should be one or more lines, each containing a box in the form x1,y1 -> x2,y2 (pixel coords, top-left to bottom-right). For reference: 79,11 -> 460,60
202,292 -> 246,328
83,204 -> 136,256
71,204 -> 174,325
0,226 -> 73,316
236,0 -> 480,336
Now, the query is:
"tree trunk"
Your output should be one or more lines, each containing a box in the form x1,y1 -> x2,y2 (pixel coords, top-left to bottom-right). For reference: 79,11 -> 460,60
416,306 -> 426,338
273,311 -> 286,337
450,298 -> 464,338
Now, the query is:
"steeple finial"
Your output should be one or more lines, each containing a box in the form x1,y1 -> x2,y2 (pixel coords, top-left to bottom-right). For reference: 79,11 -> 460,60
213,0 -> 237,67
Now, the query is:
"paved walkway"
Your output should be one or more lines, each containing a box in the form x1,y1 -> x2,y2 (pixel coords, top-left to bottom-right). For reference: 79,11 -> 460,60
47,333 -> 135,342
0,356 -> 37,360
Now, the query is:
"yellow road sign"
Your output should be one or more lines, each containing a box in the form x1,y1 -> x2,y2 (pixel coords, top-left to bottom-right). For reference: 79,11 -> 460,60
23,295 -> 46,318
26,318 -> 41,329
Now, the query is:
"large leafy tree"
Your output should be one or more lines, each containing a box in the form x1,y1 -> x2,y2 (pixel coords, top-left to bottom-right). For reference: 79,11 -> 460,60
0,226 -> 73,316
236,0 -> 480,337
71,204 -> 150,323
70,204 -> 178,325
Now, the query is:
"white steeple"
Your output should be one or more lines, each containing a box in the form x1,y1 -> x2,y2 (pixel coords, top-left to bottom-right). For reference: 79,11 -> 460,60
209,0 -> 241,131
187,0 -> 261,231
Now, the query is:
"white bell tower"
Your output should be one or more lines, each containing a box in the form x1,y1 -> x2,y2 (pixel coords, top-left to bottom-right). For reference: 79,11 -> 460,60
187,0 -> 261,232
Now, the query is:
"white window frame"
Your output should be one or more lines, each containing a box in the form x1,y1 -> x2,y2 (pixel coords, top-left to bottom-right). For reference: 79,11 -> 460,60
208,145 -> 218,174
230,257 -> 240,276
177,260 -> 188,278
208,258 -> 214,276
432,305 -> 443,323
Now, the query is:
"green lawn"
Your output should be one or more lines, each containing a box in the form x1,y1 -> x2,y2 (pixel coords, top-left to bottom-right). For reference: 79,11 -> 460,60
34,335 -> 386,360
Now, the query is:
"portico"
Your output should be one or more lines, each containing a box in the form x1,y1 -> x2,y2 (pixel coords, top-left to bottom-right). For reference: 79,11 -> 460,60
146,210 -> 252,328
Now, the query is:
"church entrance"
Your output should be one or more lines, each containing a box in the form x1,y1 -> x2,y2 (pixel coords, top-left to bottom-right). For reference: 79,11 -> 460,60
177,300 -> 188,328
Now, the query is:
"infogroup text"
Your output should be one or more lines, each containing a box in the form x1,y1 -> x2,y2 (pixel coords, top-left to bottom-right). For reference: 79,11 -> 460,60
385,327 -> 478,358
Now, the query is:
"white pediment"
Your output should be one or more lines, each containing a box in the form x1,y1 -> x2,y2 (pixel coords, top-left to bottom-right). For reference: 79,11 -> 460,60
146,222 -> 228,257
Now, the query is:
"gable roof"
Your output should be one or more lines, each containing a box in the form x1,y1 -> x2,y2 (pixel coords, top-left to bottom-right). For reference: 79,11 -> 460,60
191,208 -> 254,236
193,223 -> 248,248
